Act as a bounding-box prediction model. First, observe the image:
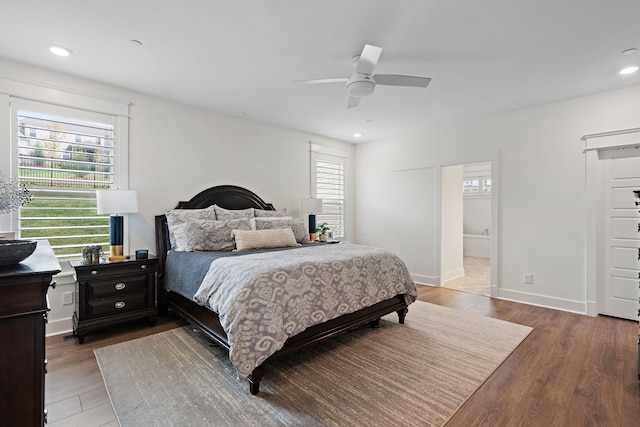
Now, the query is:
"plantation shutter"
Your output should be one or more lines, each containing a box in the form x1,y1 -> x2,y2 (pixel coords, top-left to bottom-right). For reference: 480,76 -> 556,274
17,110 -> 114,260
315,158 -> 345,238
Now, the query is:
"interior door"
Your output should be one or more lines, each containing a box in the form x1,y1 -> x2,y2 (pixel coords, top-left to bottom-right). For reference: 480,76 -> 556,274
599,154 -> 640,320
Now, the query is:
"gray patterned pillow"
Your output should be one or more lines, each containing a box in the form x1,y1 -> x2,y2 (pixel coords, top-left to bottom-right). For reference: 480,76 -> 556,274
213,205 -> 254,220
254,208 -> 288,218
184,219 -> 252,251
232,228 -> 297,251
254,217 -> 310,244
165,206 -> 216,251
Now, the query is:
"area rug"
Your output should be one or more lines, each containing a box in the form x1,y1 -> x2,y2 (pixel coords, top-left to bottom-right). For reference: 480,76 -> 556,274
95,301 -> 532,427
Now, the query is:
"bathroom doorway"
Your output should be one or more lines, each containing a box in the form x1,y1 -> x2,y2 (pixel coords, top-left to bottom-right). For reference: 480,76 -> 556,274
441,161 -> 492,296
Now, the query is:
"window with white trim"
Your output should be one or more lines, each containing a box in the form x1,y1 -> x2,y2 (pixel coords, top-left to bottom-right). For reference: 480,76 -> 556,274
312,154 -> 345,238
15,103 -> 116,261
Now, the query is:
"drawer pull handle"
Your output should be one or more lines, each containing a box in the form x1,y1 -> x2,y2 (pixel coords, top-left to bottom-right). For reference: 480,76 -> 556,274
115,282 -> 126,291
91,270 -> 98,275
114,301 -> 126,309
141,264 -> 147,269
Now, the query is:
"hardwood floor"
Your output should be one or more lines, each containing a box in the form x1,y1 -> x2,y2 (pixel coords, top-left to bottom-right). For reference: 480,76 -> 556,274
45,286 -> 639,426
443,256 -> 491,296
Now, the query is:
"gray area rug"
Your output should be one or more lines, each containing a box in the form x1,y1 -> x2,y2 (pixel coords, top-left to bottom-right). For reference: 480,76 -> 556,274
95,301 -> 532,426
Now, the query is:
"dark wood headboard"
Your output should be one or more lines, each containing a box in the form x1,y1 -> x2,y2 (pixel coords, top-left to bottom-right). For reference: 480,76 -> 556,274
154,185 -> 275,278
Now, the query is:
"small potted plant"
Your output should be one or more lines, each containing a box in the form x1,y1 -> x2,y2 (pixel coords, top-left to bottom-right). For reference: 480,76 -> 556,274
82,245 -> 103,265
315,222 -> 330,242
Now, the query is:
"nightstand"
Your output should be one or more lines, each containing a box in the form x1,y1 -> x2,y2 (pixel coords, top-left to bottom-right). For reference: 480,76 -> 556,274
71,257 -> 158,343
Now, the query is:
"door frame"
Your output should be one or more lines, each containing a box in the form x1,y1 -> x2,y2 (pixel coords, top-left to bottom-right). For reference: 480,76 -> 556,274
434,151 -> 500,298
583,128 -> 640,316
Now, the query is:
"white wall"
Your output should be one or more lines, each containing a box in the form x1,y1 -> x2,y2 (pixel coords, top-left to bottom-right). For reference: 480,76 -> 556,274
0,59 -> 354,335
355,84 -> 640,314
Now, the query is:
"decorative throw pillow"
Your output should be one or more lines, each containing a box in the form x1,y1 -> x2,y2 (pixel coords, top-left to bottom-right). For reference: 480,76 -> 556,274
165,206 -> 216,251
253,208 -> 289,218
213,205 -> 254,220
232,228 -> 298,251
183,218 -> 251,251
254,217 -> 309,244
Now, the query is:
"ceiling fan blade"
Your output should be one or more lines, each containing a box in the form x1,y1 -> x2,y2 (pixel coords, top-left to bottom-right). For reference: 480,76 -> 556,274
356,44 -> 382,75
374,74 -> 431,88
293,77 -> 348,85
347,96 -> 361,109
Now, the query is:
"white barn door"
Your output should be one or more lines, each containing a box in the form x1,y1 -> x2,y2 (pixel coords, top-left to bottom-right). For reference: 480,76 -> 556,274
599,153 -> 640,320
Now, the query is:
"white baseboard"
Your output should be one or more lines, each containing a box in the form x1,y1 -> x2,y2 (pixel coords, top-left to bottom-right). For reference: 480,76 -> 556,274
45,318 -> 73,337
411,273 -> 438,286
497,288 -> 591,316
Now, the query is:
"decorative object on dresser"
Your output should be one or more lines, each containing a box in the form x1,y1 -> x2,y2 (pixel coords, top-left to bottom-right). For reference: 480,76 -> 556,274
0,168 -> 35,265
71,256 -> 158,343
0,240 -> 61,426
155,185 -> 416,394
96,189 -> 138,261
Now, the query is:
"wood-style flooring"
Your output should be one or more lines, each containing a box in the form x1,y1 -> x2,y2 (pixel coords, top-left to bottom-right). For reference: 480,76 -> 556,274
45,286 -> 639,426
443,256 -> 491,296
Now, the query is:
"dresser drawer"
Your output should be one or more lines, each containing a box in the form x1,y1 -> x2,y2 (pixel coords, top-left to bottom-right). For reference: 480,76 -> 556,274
86,276 -> 148,298
87,293 -> 148,318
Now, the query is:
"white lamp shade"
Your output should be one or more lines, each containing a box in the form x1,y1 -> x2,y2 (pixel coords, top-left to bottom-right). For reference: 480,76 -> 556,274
301,198 -> 323,214
96,190 -> 138,214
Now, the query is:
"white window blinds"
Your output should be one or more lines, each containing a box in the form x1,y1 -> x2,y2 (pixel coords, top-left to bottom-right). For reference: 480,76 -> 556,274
314,158 -> 345,238
17,110 -> 114,260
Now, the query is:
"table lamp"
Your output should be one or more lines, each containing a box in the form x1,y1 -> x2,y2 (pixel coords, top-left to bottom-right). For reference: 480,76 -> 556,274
96,189 -> 138,261
301,198 -> 323,241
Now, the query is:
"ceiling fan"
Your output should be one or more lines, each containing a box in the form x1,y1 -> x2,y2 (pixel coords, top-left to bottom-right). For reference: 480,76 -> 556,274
294,44 -> 431,109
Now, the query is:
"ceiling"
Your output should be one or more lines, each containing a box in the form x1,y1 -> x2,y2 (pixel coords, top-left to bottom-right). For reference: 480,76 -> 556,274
1,0 -> 639,143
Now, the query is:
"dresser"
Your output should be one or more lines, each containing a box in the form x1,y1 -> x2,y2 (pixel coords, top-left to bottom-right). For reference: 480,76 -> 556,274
0,240 -> 60,426
71,257 -> 158,343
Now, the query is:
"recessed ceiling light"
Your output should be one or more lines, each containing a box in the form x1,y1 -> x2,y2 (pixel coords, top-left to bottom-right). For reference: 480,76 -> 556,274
619,66 -> 639,75
364,120 -> 373,124
621,48 -> 637,55
49,45 -> 72,57
353,133 -> 362,138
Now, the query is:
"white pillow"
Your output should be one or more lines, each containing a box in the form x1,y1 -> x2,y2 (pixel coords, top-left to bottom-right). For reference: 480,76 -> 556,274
232,228 -> 298,251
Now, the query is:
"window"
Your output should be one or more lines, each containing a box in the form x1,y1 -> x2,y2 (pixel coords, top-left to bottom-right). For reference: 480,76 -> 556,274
312,155 -> 345,238
463,176 -> 491,195
463,179 -> 479,193
16,108 -> 115,261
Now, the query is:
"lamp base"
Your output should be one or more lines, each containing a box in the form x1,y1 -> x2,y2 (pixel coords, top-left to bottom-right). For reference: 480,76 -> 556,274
109,244 -> 126,262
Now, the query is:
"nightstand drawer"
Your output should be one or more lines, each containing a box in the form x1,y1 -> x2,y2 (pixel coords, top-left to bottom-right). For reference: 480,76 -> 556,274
87,293 -> 148,318
76,261 -> 156,280
87,276 -> 148,298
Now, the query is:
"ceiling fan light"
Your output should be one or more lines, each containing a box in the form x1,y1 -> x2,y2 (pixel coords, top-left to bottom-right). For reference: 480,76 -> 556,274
347,80 -> 375,97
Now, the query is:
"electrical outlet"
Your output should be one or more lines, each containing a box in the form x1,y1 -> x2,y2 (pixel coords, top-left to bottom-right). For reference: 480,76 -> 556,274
523,273 -> 533,284
62,292 -> 73,305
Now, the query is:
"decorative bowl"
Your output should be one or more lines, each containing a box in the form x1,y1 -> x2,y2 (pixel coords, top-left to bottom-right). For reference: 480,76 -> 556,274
0,240 -> 37,267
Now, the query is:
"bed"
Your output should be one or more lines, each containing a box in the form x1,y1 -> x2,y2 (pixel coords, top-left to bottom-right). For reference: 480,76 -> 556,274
155,185 -> 417,394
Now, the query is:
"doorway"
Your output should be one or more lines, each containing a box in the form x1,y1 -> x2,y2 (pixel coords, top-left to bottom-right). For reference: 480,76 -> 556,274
441,161 -> 492,296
